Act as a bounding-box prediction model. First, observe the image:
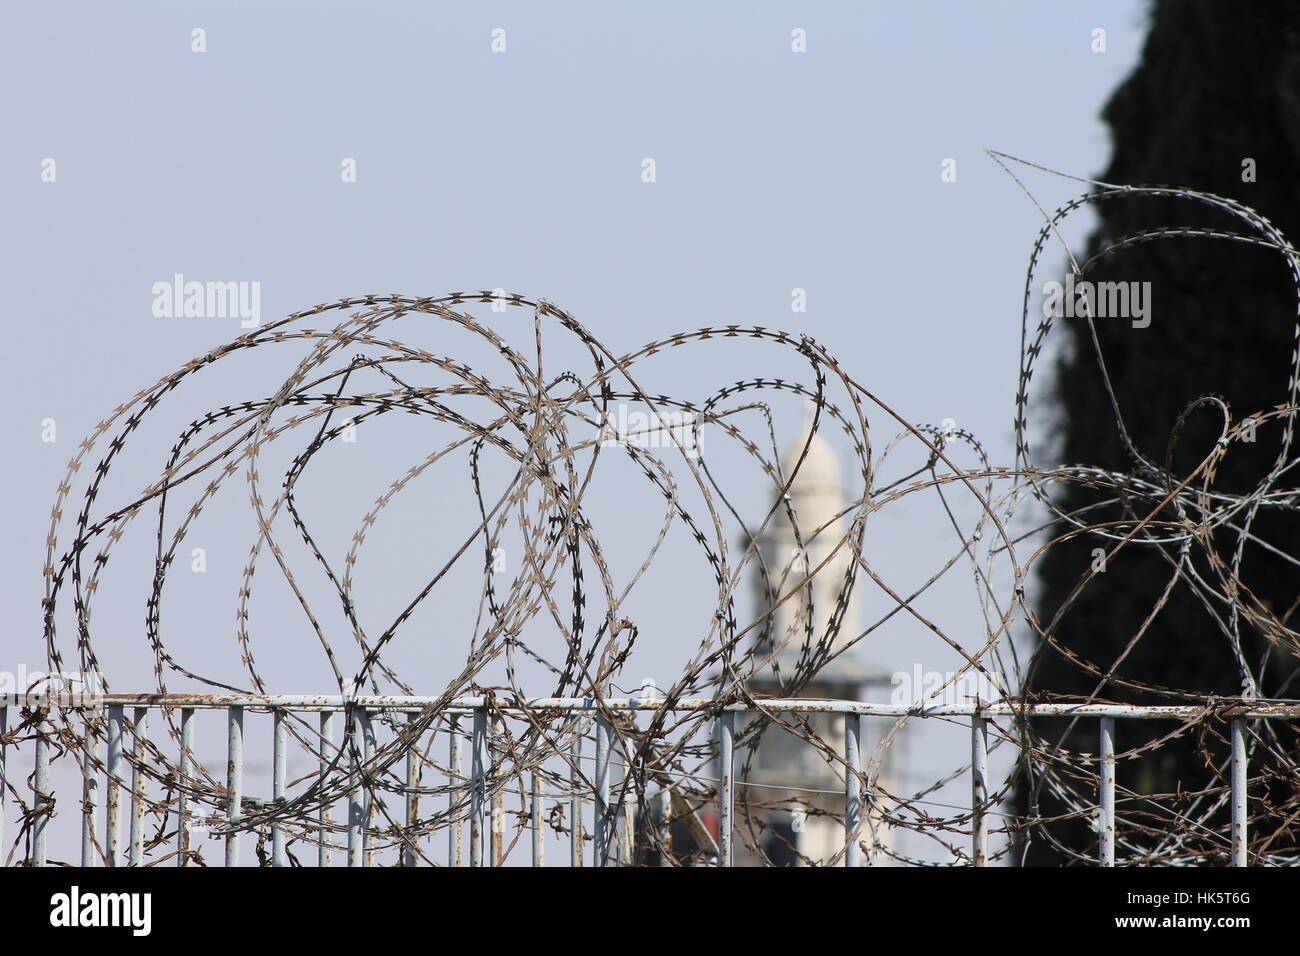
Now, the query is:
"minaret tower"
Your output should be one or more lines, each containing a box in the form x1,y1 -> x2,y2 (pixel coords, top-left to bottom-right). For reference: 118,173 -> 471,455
753,409 -> 859,666
740,411 -> 894,865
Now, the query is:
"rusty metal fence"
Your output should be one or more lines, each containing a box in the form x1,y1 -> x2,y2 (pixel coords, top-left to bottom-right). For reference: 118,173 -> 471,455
3,694 -> 1292,867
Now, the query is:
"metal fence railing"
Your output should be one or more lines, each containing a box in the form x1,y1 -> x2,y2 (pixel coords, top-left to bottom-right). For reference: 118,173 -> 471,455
2,695 -> 1295,867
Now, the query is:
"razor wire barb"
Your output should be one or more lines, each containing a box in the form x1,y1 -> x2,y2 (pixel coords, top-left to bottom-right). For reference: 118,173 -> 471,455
19,157 -> 1300,866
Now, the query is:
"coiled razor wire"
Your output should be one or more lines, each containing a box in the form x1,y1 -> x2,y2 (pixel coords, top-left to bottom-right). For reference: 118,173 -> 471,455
15,156 -> 1300,866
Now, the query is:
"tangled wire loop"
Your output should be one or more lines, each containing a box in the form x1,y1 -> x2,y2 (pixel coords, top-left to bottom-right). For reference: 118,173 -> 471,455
23,171 -> 1300,865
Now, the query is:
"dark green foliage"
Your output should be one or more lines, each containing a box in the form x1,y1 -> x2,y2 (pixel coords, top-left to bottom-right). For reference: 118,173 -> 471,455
1018,2 -> 1300,864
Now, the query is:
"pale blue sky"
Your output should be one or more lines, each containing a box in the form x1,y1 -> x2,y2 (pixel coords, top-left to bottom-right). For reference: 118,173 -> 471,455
3,1 -> 1148,863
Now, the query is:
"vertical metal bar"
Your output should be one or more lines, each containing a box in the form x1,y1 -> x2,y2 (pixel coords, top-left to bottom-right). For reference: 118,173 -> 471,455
106,704 -> 124,866
225,705 -> 243,867
656,786 -> 672,866
82,722 -> 99,867
1099,717 -> 1115,867
0,707 -> 6,856
1231,718 -> 1248,867
403,712 -> 420,867
129,707 -> 147,866
347,709 -> 361,867
178,707 -> 194,867
448,716 -> 461,867
493,794 -> 504,865
362,710 -> 376,868
613,759 -> 624,866
318,711 -> 336,868
570,732 -> 583,867
470,708 -> 487,867
272,709 -> 287,867
971,715 -> 988,867
594,716 -> 610,866
717,711 -> 734,867
531,770 -> 544,867
347,707 -> 369,868
488,718 -> 501,868
622,789 -> 636,866
845,713 -> 863,868
33,716 -> 49,867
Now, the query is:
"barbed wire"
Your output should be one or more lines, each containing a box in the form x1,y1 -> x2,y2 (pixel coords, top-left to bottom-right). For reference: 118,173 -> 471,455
17,158 -> 1300,865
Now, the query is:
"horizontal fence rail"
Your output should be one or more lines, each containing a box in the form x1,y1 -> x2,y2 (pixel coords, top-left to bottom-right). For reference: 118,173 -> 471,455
1,695 -> 1293,868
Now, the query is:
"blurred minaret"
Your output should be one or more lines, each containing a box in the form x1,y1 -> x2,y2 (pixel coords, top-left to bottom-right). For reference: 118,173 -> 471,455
755,413 -> 858,660
740,411 -> 895,866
